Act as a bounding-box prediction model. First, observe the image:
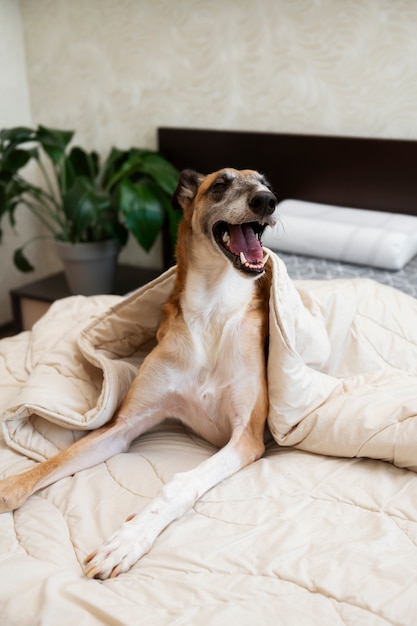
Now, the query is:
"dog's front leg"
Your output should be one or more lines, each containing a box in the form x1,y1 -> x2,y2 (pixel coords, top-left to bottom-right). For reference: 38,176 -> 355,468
0,367 -> 169,513
0,410 -> 160,513
84,430 -> 265,579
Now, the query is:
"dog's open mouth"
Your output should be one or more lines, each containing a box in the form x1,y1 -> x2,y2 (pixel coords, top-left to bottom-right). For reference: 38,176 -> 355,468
213,221 -> 270,275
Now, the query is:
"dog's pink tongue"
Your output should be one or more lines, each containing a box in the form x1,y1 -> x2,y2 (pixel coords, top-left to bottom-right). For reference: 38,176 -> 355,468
228,224 -> 263,261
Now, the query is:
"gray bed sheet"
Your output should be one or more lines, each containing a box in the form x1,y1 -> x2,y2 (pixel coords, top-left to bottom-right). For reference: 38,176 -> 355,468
278,251 -> 417,298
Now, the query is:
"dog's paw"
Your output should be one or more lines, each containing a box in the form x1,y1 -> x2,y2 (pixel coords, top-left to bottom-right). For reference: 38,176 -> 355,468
84,519 -> 151,579
0,474 -> 31,513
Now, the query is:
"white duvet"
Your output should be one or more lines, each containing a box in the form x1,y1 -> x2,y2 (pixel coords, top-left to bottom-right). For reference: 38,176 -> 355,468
1,252 -> 417,625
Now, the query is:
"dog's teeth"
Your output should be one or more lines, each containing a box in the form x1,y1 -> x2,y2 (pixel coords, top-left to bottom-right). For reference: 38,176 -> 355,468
222,231 -> 230,244
240,252 -> 247,265
261,251 -> 270,266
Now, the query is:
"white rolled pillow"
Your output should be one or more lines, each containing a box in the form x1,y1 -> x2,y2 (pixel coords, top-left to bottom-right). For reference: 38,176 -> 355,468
263,200 -> 417,270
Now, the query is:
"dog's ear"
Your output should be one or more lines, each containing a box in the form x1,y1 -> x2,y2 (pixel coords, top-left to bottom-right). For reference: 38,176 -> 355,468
172,169 -> 205,212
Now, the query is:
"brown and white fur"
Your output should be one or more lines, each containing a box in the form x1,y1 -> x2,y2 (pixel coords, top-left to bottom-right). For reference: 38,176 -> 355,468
0,168 -> 277,579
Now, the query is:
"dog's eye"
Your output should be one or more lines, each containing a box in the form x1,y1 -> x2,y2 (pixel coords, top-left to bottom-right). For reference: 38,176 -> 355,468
210,178 -> 229,193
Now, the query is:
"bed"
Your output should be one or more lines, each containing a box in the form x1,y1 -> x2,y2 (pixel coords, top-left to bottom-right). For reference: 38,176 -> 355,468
1,128 -> 417,626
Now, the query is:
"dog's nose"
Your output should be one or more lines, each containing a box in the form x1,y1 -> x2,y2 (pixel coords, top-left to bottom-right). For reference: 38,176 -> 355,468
249,191 -> 277,216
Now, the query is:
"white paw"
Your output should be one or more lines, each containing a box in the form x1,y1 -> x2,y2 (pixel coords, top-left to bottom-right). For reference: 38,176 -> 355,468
84,518 -> 151,579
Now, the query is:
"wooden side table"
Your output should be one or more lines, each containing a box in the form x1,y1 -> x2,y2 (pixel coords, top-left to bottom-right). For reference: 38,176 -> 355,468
10,265 -> 162,332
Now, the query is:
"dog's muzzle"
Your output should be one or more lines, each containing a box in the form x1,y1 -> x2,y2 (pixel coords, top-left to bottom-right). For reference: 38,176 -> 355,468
213,191 -> 277,276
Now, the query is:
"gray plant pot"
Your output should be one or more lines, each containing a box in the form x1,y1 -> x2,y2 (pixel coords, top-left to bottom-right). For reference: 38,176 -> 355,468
54,239 -> 120,295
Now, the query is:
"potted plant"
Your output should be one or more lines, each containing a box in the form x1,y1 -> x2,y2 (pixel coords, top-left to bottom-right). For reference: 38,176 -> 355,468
0,125 -> 180,294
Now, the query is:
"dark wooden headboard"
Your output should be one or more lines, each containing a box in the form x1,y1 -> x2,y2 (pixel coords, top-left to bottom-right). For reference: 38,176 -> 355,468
158,127 -> 417,265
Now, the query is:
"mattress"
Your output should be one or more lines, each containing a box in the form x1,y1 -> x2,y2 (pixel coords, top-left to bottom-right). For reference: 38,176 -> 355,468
280,250 -> 417,297
1,253 -> 417,626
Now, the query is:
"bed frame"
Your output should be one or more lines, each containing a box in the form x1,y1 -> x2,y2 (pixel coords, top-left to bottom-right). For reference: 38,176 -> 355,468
158,127 -> 417,266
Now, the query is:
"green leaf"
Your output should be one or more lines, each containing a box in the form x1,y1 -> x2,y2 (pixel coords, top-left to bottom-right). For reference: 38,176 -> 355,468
13,246 -> 34,272
103,149 -> 146,191
101,147 -> 130,185
61,147 -> 99,194
36,126 -> 74,165
68,147 -> 99,179
0,174 -> 22,222
0,179 -> 7,216
1,147 -> 37,172
0,126 -> 35,146
62,177 -> 111,241
92,208 -> 129,246
139,152 -> 179,195
107,220 -> 129,246
119,178 -> 164,252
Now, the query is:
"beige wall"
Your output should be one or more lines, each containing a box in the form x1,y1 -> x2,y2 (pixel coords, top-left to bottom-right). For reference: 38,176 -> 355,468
20,0 -> 417,144
1,0 -> 417,325
0,0 -> 57,325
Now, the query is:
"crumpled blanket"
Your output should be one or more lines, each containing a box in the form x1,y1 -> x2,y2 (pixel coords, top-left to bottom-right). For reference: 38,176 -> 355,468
2,251 -> 417,470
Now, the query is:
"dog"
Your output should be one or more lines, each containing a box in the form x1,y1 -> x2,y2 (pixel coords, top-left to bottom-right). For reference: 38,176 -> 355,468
0,168 -> 277,579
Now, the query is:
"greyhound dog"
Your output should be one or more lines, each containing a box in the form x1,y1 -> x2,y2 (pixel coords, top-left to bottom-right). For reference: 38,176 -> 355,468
0,168 -> 277,579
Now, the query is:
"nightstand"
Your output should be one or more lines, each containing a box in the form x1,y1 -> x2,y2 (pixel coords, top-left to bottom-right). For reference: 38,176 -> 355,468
10,264 -> 162,332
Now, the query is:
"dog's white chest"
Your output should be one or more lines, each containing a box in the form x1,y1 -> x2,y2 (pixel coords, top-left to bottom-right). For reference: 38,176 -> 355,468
182,317 -> 239,394
162,267 -> 265,446
171,313 -> 259,445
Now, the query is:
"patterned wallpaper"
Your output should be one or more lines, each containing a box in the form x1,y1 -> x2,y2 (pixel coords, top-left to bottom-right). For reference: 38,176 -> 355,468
20,0 -> 417,151
1,0 -> 417,325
